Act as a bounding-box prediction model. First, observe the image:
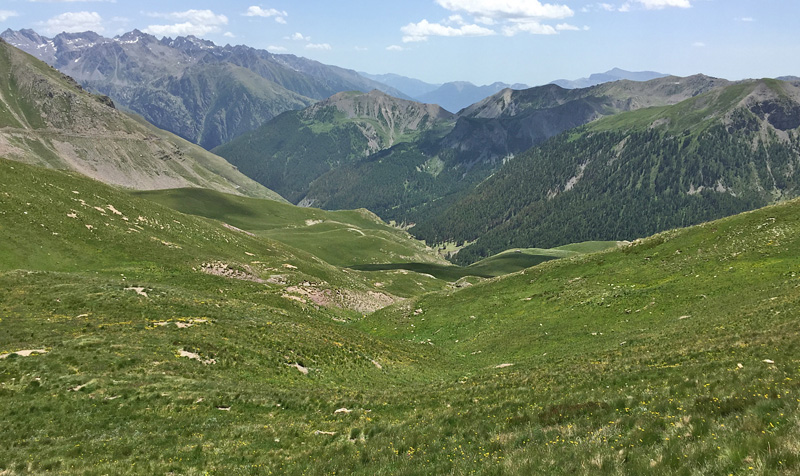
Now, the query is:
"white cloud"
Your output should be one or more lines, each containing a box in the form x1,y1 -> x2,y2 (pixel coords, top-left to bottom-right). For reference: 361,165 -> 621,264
267,45 -> 287,52
555,23 -> 580,31
692,41 -> 706,47
738,17 -> 754,22
287,32 -> 310,41
502,21 -> 557,36
582,4 -> 606,12
144,9 -> 228,37
223,32 -> 235,38
386,45 -> 404,51
401,19 -> 495,42
435,0 -> 573,21
447,14 -> 465,25
245,6 -> 288,23
38,11 -> 105,34
354,46 -> 369,51
306,43 -> 331,50
147,9 -> 228,25
404,0 -> 578,41
634,0 -> 691,9
0,10 -> 18,22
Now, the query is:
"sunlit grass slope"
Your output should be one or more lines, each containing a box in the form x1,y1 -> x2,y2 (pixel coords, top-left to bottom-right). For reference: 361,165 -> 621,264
134,187 -> 447,268
137,187 -> 615,282
3,157 -> 800,475
356,199 -> 800,474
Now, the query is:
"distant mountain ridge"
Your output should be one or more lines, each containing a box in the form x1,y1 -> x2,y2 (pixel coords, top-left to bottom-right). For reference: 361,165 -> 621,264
358,72 -> 439,99
1,28 -> 407,149
0,38 -> 282,200
358,72 -> 530,114
550,67 -> 669,89
415,81 -> 531,113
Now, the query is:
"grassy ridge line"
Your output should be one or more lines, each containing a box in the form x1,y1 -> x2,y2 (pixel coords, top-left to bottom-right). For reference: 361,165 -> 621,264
136,187 -> 617,280
133,187 -> 449,268
348,242 -> 619,280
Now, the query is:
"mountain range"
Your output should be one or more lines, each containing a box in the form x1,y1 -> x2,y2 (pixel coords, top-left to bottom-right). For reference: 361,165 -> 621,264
360,68 -> 672,114
0,28 -> 406,150
550,67 -> 669,89
216,73 -> 732,226
359,72 -> 531,114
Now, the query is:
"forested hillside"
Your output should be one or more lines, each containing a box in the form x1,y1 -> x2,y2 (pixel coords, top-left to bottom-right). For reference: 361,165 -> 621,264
214,90 -> 455,203
412,79 -> 800,263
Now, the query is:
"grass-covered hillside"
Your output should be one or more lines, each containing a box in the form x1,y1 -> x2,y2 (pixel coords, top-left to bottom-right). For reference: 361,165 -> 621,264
0,39 -> 282,200
3,155 -> 800,474
133,187 -> 448,269
414,78 -> 800,264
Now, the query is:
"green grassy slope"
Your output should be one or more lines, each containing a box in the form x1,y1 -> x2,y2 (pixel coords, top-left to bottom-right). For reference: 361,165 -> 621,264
133,187 -> 448,268
135,187 -> 614,282
3,157 -> 800,474
357,198 -> 800,474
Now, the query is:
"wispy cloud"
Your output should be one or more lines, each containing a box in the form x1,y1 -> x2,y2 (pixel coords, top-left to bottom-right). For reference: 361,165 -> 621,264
401,19 -> 495,42
435,0 -> 573,21
305,43 -> 331,50
692,41 -> 706,47
582,3 -> 618,12
267,45 -> 287,52
585,0 -> 690,12
286,32 -> 310,41
143,9 -> 228,37
244,6 -> 288,24
502,21 -> 557,36
0,10 -> 18,22
386,45 -> 404,51
633,0 -> 691,10
38,11 -> 105,34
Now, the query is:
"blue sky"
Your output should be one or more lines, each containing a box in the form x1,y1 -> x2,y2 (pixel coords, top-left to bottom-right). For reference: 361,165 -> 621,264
0,0 -> 797,86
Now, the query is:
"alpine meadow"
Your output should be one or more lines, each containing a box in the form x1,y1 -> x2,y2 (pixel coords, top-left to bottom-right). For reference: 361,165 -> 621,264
2,0 -> 800,474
